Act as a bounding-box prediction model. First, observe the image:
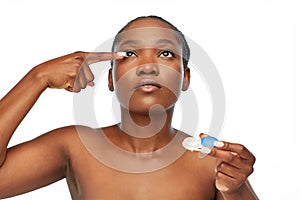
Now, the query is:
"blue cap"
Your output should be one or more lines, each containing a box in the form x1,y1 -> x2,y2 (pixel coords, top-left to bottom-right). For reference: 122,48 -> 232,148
201,136 -> 218,148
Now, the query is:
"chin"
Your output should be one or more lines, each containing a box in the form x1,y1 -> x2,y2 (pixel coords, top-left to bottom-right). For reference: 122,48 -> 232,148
128,95 -> 177,114
116,86 -> 179,113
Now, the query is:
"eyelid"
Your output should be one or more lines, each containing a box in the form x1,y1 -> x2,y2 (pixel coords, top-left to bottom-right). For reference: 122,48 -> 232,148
158,49 -> 175,57
125,49 -> 137,57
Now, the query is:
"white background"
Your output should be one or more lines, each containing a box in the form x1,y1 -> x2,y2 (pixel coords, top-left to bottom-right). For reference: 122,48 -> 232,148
0,0 -> 299,199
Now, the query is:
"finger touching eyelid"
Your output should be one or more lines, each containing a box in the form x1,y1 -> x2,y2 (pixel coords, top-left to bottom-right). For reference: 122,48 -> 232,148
117,52 -> 127,57
117,50 -> 137,58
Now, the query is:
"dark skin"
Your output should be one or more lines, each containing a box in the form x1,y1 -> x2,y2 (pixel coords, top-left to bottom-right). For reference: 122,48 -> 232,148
0,18 -> 257,199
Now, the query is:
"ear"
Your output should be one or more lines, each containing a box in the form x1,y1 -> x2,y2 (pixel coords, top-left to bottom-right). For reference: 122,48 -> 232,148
182,67 -> 190,91
108,68 -> 114,91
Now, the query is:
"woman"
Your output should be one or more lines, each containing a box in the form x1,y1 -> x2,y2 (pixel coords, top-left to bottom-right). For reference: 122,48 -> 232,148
0,15 -> 257,199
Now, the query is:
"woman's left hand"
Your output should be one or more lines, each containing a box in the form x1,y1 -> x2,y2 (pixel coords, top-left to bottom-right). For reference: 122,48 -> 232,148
203,136 -> 256,194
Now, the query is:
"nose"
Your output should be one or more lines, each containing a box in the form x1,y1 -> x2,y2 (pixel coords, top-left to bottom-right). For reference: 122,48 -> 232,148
136,63 -> 159,76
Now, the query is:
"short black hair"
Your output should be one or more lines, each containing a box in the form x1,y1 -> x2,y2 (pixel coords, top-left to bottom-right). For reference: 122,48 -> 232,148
111,15 -> 190,68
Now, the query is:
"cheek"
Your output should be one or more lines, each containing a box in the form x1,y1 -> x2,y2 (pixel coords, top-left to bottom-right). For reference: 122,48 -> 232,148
112,63 -> 126,83
112,60 -> 139,83
112,66 -> 136,107
159,65 -> 183,96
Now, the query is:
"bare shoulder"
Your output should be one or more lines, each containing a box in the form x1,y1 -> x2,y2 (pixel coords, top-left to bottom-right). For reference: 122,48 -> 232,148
34,125 -> 88,145
40,125 -> 99,153
19,125 -> 100,161
0,125 -> 97,198
47,125 -> 121,161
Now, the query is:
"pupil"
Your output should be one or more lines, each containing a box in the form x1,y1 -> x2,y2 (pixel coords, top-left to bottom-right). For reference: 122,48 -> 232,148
126,51 -> 133,56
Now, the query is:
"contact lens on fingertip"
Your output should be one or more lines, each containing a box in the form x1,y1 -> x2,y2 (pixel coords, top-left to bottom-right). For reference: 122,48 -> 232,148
201,136 -> 218,148
117,52 -> 127,57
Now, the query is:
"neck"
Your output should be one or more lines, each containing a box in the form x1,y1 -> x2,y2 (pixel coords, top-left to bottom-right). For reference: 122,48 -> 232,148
117,106 -> 175,153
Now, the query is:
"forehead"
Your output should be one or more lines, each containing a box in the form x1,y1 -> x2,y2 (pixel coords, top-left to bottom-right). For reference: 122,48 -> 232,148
116,28 -> 180,48
114,20 -> 182,52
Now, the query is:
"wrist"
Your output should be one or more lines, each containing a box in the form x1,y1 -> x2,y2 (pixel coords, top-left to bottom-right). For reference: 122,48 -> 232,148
29,65 -> 50,89
220,183 -> 257,200
220,192 -> 242,200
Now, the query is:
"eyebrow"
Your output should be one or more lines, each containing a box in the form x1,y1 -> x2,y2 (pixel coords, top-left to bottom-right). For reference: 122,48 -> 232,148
154,39 -> 178,46
118,40 -> 142,47
118,39 -> 179,49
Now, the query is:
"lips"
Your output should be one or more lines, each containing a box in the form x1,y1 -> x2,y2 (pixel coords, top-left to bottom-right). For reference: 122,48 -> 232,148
134,79 -> 162,92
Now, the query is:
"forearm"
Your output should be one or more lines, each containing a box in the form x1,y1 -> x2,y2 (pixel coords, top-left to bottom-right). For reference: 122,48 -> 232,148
0,51 -> 117,166
0,68 -> 47,165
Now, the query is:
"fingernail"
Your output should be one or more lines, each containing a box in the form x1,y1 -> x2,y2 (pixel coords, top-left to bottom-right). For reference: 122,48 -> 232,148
87,81 -> 94,87
214,141 -> 224,148
215,167 -> 218,173
117,52 -> 127,57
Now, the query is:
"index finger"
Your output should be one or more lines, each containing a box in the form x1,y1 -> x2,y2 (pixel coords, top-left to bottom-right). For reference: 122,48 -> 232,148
83,52 -> 122,64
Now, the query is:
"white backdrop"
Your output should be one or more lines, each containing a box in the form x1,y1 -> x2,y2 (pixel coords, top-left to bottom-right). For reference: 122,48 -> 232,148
0,0 -> 299,199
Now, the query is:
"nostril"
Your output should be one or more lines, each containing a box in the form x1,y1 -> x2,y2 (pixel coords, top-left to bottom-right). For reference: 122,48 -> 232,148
136,64 -> 159,76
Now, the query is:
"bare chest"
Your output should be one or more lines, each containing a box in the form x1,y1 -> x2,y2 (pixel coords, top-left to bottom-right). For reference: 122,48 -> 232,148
66,152 -> 216,200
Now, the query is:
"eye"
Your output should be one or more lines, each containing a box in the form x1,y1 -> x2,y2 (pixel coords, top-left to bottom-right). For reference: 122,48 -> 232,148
159,50 -> 175,58
125,50 -> 137,57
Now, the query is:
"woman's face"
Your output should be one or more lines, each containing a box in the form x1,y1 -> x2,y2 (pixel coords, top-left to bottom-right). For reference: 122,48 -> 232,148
110,19 -> 190,114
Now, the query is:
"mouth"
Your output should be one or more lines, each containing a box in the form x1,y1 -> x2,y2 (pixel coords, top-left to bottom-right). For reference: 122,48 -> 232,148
134,79 -> 162,92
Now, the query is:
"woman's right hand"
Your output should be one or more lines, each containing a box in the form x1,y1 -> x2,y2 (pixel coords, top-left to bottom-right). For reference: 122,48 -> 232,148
33,51 -> 121,92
